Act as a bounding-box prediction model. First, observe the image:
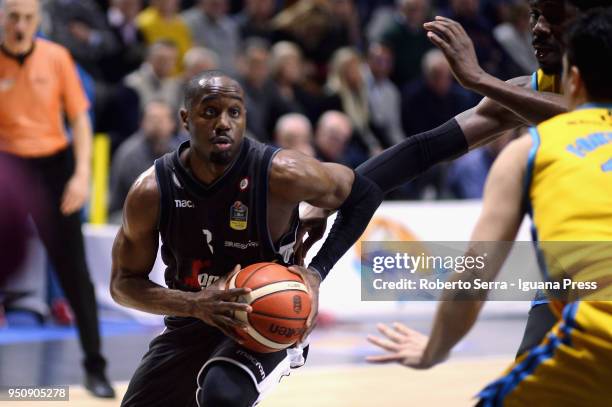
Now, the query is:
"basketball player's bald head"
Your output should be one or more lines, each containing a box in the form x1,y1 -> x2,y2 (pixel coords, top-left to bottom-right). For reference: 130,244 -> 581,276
183,70 -> 244,111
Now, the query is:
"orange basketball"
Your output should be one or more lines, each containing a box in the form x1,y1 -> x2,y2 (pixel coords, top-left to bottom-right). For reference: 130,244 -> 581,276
227,262 -> 312,353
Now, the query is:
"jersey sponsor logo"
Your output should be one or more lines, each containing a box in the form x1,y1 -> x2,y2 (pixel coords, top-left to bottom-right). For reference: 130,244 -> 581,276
566,132 -> 612,158
224,240 -> 259,250
175,199 -> 194,208
602,158 -> 612,172
239,177 -> 249,191
230,201 -> 248,230
198,272 -> 220,289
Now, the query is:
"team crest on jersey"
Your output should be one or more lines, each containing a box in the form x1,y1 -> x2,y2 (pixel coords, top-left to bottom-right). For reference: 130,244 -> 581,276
239,177 -> 249,191
230,201 -> 248,230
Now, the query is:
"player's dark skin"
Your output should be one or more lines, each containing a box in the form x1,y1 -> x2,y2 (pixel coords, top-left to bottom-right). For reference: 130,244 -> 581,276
296,0 -> 579,261
110,75 -> 356,342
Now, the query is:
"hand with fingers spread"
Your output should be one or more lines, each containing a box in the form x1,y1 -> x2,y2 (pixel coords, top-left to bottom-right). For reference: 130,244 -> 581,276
423,16 -> 485,90
191,265 -> 253,343
366,322 -> 445,369
287,265 -> 321,344
294,204 -> 331,266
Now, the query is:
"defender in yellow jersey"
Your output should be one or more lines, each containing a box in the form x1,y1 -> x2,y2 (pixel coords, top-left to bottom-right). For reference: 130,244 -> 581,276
365,9 -> 612,406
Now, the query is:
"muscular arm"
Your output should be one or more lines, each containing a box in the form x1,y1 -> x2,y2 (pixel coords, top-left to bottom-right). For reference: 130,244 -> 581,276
421,136 -> 531,367
271,150 -> 383,279
110,167 -> 196,316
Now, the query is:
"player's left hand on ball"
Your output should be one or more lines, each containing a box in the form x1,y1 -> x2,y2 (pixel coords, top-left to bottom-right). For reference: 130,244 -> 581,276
423,16 -> 484,90
366,322 -> 435,369
287,265 -> 321,344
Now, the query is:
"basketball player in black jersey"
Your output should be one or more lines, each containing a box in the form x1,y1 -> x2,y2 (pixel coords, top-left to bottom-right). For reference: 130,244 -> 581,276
110,71 -> 382,407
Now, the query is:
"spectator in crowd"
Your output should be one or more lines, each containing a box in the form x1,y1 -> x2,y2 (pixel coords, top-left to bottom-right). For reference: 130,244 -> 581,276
493,0 -> 538,74
182,0 -> 241,75
124,39 -> 182,111
0,0 -> 113,397
42,0 -> 118,81
175,46 -> 220,108
100,0 -> 146,83
364,42 -> 405,147
378,0 -> 433,87
271,0 -> 358,71
445,127 -> 517,199
274,113 -> 315,157
109,100 -> 177,220
136,0 -> 192,73
239,39 -> 281,142
326,47 -> 381,160
234,0 -> 276,42
401,49 -> 472,136
442,0 -> 521,81
314,110 -> 353,164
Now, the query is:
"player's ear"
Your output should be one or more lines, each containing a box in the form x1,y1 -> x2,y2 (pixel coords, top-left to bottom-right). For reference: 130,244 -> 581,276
179,108 -> 190,132
568,65 -> 583,100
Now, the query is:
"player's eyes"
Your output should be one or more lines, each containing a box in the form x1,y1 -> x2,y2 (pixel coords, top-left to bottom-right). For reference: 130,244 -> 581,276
229,108 -> 241,118
204,107 -> 217,116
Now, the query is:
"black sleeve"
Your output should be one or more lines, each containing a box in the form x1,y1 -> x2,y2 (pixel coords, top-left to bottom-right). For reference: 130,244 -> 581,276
355,118 -> 468,193
308,172 -> 384,280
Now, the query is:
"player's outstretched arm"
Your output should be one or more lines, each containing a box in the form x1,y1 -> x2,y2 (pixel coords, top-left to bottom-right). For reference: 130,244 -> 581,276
367,136 -> 531,368
110,168 -> 252,339
424,16 -> 567,125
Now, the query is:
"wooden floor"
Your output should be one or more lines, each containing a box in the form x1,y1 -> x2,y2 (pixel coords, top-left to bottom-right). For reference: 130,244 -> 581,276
0,357 -> 510,407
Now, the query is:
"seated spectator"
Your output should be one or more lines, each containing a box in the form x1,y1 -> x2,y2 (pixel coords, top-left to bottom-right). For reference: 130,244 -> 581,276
182,0 -> 241,75
493,0 -> 538,74
109,100 -> 177,221
101,0 -> 146,84
137,0 -> 192,73
401,49 -> 472,136
378,0 -> 433,87
235,0 -> 276,42
42,0 -> 118,81
274,113 -> 315,157
364,42 -> 405,147
445,128 -> 517,199
314,111 -> 353,165
124,40 -> 182,111
175,47 -> 220,108
325,47 -> 381,159
442,0 -> 521,81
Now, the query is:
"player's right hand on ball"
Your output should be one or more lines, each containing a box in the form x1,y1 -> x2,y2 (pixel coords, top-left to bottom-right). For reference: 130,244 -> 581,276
191,265 -> 252,343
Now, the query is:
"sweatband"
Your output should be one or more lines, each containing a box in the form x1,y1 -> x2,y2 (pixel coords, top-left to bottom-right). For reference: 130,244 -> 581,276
355,118 -> 467,193
309,172 -> 383,280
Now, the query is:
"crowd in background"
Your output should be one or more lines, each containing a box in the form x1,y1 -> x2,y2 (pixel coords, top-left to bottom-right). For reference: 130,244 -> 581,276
38,0 -> 538,219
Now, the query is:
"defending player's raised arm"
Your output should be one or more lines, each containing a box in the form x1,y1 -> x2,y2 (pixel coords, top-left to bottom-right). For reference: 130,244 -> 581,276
367,135 -> 531,369
270,150 -> 384,280
424,16 -> 567,125
110,168 -> 252,339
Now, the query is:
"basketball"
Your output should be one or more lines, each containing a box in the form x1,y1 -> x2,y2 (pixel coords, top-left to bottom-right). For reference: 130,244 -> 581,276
227,262 -> 312,353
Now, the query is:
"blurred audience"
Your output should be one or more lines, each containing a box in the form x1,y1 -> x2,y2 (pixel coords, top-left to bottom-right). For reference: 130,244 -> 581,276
182,0 -> 240,74
124,39 -> 182,110
274,113 -> 315,157
109,100 -> 177,220
365,42 -> 405,147
136,0 -> 192,73
493,0 -> 537,74
176,46 -> 220,108
378,0 -> 433,87
401,49 -> 472,136
314,110 -> 353,164
445,127 -> 518,199
235,0 -> 276,42
325,47 -> 381,160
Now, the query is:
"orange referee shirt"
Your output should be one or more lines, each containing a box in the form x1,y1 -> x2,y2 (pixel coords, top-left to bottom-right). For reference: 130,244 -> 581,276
0,38 -> 89,158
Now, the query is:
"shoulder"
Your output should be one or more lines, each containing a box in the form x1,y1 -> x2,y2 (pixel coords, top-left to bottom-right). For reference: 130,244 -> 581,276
493,135 -> 532,177
123,166 -> 160,232
37,38 -> 72,62
269,149 -> 331,195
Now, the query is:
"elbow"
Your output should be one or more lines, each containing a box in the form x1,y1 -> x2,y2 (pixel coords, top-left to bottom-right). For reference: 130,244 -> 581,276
109,270 -> 128,306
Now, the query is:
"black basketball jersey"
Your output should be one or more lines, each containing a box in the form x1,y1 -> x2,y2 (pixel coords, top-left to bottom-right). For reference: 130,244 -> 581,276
154,138 -> 299,292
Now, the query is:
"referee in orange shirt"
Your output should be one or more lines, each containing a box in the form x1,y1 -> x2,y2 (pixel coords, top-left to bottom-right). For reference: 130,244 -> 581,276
0,0 -> 114,398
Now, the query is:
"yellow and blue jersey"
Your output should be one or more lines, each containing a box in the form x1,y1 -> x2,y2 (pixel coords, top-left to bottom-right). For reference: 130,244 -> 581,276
524,105 -> 612,291
531,69 -> 561,94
